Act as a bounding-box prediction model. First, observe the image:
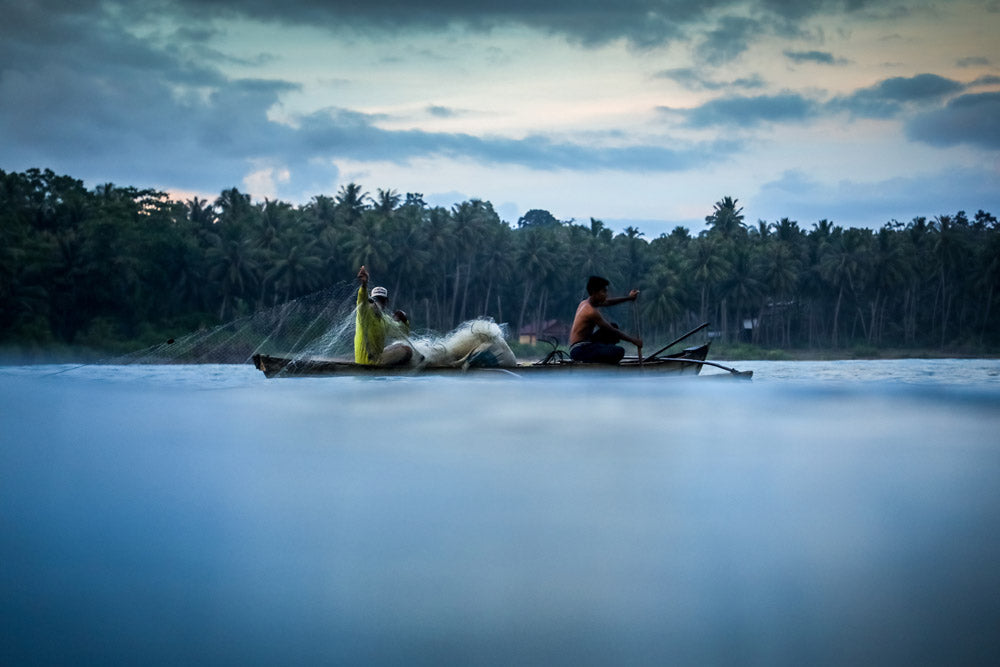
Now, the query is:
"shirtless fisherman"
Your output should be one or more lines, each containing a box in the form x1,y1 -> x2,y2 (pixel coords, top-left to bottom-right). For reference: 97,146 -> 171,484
569,275 -> 643,364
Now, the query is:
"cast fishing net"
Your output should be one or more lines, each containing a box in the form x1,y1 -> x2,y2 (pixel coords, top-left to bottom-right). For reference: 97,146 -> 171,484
112,282 -> 516,369
116,284 -> 359,365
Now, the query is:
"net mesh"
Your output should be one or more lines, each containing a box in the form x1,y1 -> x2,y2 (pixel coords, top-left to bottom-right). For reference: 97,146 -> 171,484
114,283 -> 517,370
120,284 -> 361,365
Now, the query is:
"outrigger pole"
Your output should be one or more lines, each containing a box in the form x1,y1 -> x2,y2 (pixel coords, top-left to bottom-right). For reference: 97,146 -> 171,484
645,322 -> 710,361
652,356 -> 753,378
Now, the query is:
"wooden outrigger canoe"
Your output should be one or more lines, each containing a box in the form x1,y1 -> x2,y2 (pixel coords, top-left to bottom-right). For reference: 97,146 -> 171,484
251,342 -> 753,379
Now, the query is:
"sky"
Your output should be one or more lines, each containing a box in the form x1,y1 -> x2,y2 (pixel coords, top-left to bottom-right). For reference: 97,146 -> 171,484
2,0 -> 999,234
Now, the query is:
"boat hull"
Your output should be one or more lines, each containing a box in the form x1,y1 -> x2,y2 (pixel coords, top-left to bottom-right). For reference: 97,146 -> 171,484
251,343 -> 751,379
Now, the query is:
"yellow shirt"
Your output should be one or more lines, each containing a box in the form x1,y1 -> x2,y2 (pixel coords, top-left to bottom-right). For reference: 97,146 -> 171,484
354,286 -> 409,365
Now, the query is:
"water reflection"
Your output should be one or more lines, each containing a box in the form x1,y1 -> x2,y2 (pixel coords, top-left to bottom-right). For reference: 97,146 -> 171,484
2,363 -> 999,664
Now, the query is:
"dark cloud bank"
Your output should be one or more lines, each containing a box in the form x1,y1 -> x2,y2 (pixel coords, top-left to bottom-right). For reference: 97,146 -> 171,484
1,0 -> 996,204
663,73 -> 998,153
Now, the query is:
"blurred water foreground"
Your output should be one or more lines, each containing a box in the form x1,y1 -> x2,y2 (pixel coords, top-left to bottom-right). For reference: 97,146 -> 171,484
2,360 -> 999,665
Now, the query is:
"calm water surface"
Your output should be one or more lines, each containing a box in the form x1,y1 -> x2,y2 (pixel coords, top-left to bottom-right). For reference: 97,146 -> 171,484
2,360 -> 999,665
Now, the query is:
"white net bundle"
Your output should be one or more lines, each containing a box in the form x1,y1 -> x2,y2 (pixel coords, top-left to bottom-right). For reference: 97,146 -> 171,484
411,318 -> 517,368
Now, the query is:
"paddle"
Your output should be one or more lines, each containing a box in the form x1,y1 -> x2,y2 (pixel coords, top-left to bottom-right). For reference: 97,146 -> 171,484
645,321 -> 710,361
632,298 -> 643,365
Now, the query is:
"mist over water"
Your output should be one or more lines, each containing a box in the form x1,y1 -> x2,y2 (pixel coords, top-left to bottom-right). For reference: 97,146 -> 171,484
3,361 -> 999,665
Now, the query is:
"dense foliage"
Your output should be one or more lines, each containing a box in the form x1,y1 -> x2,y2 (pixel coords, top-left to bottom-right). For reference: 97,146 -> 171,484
2,168 -> 999,354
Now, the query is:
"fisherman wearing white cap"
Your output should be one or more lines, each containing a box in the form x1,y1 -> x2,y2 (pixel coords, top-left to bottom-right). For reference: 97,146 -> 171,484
355,265 -> 413,366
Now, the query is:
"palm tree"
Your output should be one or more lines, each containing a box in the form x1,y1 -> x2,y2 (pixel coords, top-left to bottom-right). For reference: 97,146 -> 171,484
754,240 -> 800,345
690,236 -> 731,325
515,226 -> 557,336
477,224 -> 514,323
265,240 -> 323,304
720,243 -> 762,343
384,204 -> 431,309
420,206 -> 455,329
773,217 -> 803,244
335,183 -> 369,226
705,196 -> 746,238
867,226 -> 911,344
375,188 -> 401,216
818,227 -> 871,347
932,213 -> 972,347
643,264 -> 683,341
449,199 -> 502,323
566,219 -> 613,281
975,232 -> 1000,343
345,211 -> 391,279
186,196 -> 216,228
254,198 -> 295,253
214,187 -> 252,223
315,224 -> 347,286
902,216 -> 935,345
752,220 -> 770,239
167,235 -> 209,317
616,225 -> 647,289
589,217 -> 611,241
206,226 -> 260,320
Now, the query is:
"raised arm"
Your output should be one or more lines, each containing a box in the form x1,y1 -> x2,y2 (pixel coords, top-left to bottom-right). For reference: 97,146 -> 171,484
356,265 -> 369,305
601,289 -> 639,307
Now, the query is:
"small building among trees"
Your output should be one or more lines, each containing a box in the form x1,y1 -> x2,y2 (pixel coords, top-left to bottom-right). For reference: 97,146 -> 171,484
518,320 -> 570,345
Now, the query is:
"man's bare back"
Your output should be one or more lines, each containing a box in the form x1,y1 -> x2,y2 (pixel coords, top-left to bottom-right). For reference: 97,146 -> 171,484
568,277 -> 642,362
570,298 -> 607,346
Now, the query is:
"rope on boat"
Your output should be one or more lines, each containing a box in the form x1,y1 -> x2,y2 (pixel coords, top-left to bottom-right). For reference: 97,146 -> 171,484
535,336 -> 570,366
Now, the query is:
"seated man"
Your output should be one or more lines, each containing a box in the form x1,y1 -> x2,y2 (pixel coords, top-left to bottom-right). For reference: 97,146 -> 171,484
569,275 -> 642,364
354,265 -> 413,366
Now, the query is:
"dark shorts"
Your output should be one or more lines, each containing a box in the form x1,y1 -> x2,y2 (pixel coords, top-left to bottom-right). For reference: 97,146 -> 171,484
570,341 -> 625,364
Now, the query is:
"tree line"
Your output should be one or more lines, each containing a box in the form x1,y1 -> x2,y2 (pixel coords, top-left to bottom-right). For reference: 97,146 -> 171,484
2,167 -> 999,355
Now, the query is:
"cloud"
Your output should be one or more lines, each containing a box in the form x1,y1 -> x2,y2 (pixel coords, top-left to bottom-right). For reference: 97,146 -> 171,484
756,166 -> 1000,228
970,75 -> 1000,87
906,92 -> 1000,150
828,73 -> 966,118
128,0 -> 878,51
2,0 -> 754,208
244,164 -> 292,200
427,105 -> 461,118
154,0 -> 717,48
674,93 -> 820,128
293,108 -> 738,173
0,2 -> 311,192
697,15 -> 762,65
783,49 -> 848,65
957,56 -> 991,68
662,70 -> 989,137
0,29 -> 301,186
653,68 -> 766,91
3,0 -> 995,214
1,1 -> 751,174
